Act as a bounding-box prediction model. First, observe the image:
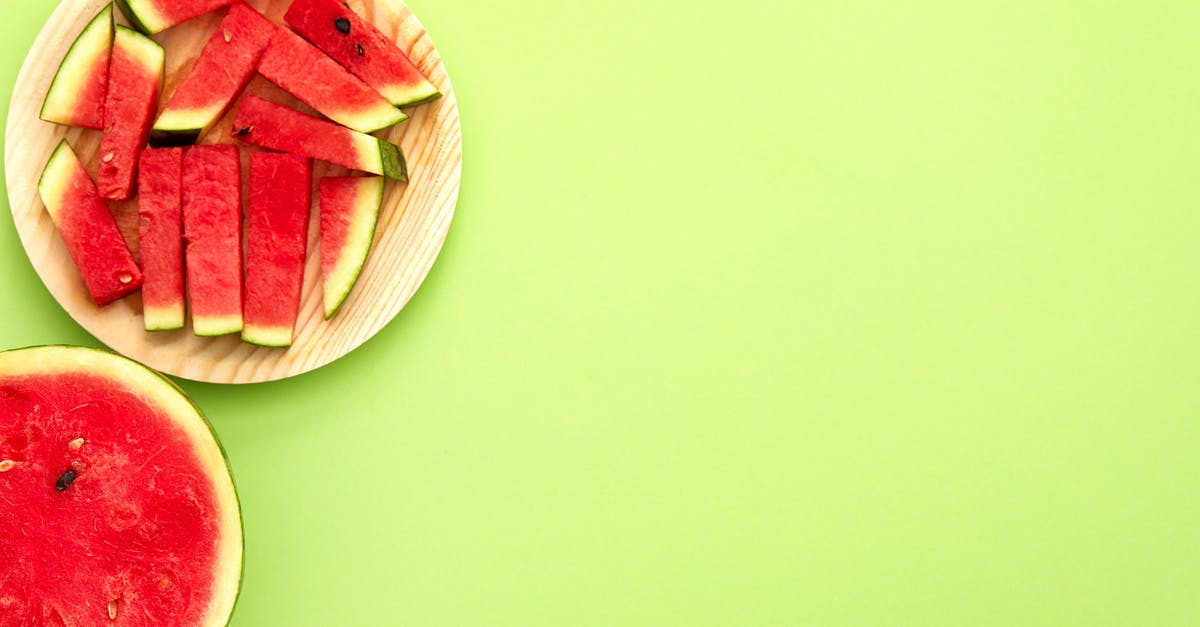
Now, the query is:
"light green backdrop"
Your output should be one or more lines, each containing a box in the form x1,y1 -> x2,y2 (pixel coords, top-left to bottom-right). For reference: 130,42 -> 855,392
4,1 -> 1200,625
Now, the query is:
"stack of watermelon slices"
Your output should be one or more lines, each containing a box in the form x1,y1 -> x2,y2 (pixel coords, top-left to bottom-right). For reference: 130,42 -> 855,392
37,0 -> 440,347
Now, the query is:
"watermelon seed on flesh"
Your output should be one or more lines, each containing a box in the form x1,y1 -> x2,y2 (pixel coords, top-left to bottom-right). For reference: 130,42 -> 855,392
54,469 -> 76,491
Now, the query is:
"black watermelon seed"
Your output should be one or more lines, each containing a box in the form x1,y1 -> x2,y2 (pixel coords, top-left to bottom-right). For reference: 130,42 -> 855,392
335,17 -> 351,34
55,469 -> 76,491
357,44 -> 365,56
235,126 -> 252,137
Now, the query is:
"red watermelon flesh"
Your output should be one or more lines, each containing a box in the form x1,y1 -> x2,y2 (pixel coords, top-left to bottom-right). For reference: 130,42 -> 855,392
37,141 -> 142,307
257,27 -> 407,133
153,2 -> 276,144
0,346 -> 242,626
116,0 -> 236,35
234,95 -> 407,181
40,4 -> 113,130
182,145 -> 243,336
243,153 -> 312,347
137,148 -> 185,331
285,0 -> 440,108
98,26 -> 164,201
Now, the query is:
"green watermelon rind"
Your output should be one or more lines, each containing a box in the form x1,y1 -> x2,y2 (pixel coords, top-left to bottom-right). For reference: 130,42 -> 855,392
241,326 -> 293,349
39,5 -> 113,128
378,140 -> 408,183
323,177 -> 384,319
113,0 -> 154,35
0,345 -> 244,627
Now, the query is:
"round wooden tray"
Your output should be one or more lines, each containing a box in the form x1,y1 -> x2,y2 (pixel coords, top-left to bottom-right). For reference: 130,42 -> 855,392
5,0 -> 461,383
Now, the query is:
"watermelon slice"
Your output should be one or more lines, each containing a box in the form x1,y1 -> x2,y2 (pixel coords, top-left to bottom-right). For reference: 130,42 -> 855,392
0,345 -> 242,626
182,145 -> 243,336
137,148 -> 185,331
153,2 -> 276,145
37,140 -> 143,307
234,96 -> 407,181
243,152 -> 312,347
97,25 -> 165,201
40,4 -> 113,129
320,176 -> 384,318
285,0 -> 440,108
257,27 -> 407,133
116,0 -> 235,35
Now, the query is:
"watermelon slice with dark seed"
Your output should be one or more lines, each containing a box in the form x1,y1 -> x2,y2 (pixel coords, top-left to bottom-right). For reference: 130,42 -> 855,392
116,0 -> 235,35
243,152 -> 312,347
37,141 -> 142,307
153,2 -> 276,145
40,4 -> 113,129
257,27 -> 407,133
0,345 -> 242,626
182,145 -> 243,336
97,25 -> 164,201
285,0 -> 440,108
234,95 -> 407,181
320,176 -> 384,318
137,147 -> 186,331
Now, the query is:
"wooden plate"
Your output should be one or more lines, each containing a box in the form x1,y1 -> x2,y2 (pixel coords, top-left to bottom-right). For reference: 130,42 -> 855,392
5,0 -> 461,383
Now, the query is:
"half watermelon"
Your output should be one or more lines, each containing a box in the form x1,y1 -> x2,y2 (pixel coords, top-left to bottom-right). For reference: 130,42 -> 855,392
116,0 -> 235,35
38,140 -> 142,307
320,176 -> 384,318
285,0 -> 440,108
234,95 -> 407,181
0,345 -> 242,626
40,4 -> 113,130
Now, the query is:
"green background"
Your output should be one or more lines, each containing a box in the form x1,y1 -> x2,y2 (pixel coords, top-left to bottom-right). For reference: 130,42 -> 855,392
3,1 -> 1200,625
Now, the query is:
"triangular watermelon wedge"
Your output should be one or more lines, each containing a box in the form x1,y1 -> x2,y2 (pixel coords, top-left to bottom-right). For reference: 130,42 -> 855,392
285,0 -> 440,108
319,176 -> 385,318
40,4 -> 112,130
37,140 -> 142,307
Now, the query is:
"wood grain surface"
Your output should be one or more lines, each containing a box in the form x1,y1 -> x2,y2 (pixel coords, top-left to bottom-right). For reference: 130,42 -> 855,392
5,0 -> 461,383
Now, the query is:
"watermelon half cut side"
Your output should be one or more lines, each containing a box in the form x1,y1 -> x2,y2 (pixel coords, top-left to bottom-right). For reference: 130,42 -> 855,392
40,4 -> 113,129
257,27 -> 407,134
320,176 -> 384,318
285,0 -> 440,108
116,0 -> 235,35
98,25 -> 165,201
0,345 -> 242,626
138,147 -> 186,331
234,96 -> 407,181
243,152 -> 311,347
153,2 -> 276,145
37,140 -> 143,307
182,145 -> 243,337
